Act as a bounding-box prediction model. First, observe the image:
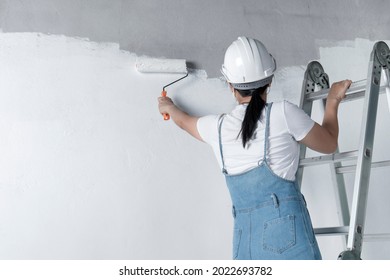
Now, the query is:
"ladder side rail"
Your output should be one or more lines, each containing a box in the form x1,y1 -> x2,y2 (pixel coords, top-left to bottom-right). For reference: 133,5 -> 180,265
296,72 -> 316,189
385,67 -> 390,112
345,41 -> 390,258
297,61 -> 330,188
298,62 -> 350,248
314,96 -> 350,246
298,61 -> 354,241
322,97 -> 350,246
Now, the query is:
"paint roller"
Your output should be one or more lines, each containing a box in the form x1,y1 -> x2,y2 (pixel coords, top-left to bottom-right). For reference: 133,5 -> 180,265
135,57 -> 188,120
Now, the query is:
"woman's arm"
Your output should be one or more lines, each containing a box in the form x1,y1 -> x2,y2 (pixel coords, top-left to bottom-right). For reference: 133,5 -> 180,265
300,79 -> 352,154
158,96 -> 203,141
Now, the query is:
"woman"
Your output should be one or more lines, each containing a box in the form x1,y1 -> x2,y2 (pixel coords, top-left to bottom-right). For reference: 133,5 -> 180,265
158,36 -> 351,260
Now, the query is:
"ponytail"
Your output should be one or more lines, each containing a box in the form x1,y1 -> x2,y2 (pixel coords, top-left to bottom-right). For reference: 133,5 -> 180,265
237,85 -> 268,148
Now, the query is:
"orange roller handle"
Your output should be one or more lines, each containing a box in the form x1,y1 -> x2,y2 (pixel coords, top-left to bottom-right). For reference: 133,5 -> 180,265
161,90 -> 170,120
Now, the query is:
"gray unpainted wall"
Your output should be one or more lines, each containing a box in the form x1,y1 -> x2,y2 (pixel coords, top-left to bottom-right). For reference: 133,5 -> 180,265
1,0 -> 390,77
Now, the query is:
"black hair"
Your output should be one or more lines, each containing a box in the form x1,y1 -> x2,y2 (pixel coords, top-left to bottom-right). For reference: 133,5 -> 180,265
236,84 -> 269,148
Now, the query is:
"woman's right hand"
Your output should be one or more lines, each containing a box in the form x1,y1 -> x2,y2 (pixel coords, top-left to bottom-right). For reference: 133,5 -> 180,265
158,96 -> 175,116
300,79 -> 352,154
327,79 -> 352,104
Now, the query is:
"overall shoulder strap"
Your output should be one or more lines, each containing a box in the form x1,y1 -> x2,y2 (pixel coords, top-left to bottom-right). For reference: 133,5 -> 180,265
263,102 -> 273,161
217,114 -> 228,174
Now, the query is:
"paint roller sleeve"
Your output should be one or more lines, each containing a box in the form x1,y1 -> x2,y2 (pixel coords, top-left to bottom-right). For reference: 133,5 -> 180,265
135,57 -> 187,74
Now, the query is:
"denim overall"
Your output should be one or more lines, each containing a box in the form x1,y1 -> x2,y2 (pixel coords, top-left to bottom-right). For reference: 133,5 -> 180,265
218,103 -> 322,260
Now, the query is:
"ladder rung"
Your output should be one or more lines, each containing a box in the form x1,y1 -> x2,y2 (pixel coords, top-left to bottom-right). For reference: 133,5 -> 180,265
336,160 -> 390,174
300,150 -> 358,167
304,80 -> 388,103
314,226 -> 349,236
315,227 -> 390,241
363,233 -> 390,242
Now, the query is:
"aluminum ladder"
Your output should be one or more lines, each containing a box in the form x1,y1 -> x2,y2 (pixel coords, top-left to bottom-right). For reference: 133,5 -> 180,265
297,41 -> 390,259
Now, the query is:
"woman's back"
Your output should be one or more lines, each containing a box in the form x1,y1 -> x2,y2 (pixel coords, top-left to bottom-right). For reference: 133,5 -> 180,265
197,101 -> 314,180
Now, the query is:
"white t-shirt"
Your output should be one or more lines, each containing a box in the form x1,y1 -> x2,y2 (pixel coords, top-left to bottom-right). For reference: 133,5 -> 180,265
197,101 -> 315,181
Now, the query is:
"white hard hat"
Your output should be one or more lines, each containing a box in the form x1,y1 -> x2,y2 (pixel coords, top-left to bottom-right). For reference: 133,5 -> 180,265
221,36 -> 276,90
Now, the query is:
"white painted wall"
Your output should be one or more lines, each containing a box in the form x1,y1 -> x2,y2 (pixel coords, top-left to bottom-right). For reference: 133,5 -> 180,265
0,32 -> 236,259
0,33 -> 389,259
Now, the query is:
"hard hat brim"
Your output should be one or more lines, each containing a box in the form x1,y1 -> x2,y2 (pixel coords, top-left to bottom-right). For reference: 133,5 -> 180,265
230,75 -> 273,90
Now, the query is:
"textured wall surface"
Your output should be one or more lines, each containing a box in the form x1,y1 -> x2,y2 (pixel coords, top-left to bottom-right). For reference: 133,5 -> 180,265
1,0 -> 390,77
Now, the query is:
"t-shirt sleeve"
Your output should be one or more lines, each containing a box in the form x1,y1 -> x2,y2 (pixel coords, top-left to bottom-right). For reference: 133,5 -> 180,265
197,114 -> 220,145
283,101 -> 315,141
